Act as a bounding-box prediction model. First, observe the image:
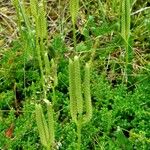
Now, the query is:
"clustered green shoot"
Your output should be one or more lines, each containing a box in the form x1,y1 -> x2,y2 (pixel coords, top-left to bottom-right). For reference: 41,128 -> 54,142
35,100 -> 55,150
29,0 -> 57,149
12,0 -> 57,149
69,56 -> 92,150
30,0 -> 50,98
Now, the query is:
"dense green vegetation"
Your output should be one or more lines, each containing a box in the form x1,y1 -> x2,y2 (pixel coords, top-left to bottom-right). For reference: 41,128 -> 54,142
0,0 -> 150,149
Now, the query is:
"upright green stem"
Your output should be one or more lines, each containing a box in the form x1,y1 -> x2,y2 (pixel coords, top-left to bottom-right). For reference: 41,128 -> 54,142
36,39 -> 47,99
77,119 -> 82,150
125,40 -> 129,83
69,0 -> 79,51
73,23 -> 77,50
52,87 -> 56,105
120,0 -> 131,83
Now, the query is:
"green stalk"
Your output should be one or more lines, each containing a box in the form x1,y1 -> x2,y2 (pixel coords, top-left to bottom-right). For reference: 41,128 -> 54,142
69,59 -> 77,123
125,0 -> 131,83
73,23 -> 77,50
121,0 -> 126,40
120,0 -> 132,83
33,0 -> 50,98
74,56 -> 83,115
83,63 -> 92,123
35,19 -> 46,95
36,39 -> 47,99
125,0 -> 130,40
70,0 -> 79,50
47,101 -> 55,147
77,120 -> 82,150
39,39 -> 50,76
35,104 -> 49,147
50,59 -> 58,105
52,87 -> 56,105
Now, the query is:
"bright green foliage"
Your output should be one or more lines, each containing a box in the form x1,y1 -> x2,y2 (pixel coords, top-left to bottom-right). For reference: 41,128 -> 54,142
116,126 -> 132,150
1,0 -> 150,149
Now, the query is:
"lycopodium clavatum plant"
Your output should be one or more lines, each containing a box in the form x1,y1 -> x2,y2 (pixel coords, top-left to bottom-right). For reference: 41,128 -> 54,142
30,0 -> 58,102
30,0 -> 49,99
30,1 -> 57,149
120,0 -> 133,84
69,56 -> 92,150
12,0 -> 56,98
70,0 -> 79,50
35,100 -> 55,150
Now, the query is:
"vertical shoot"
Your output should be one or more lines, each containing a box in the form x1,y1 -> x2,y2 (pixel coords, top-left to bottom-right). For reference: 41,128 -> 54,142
47,101 -> 55,147
83,63 -> 92,123
74,56 -> 83,116
35,104 -> 49,148
69,0 -> 79,49
120,0 -> 132,83
69,59 -> 77,122
70,0 -> 79,25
